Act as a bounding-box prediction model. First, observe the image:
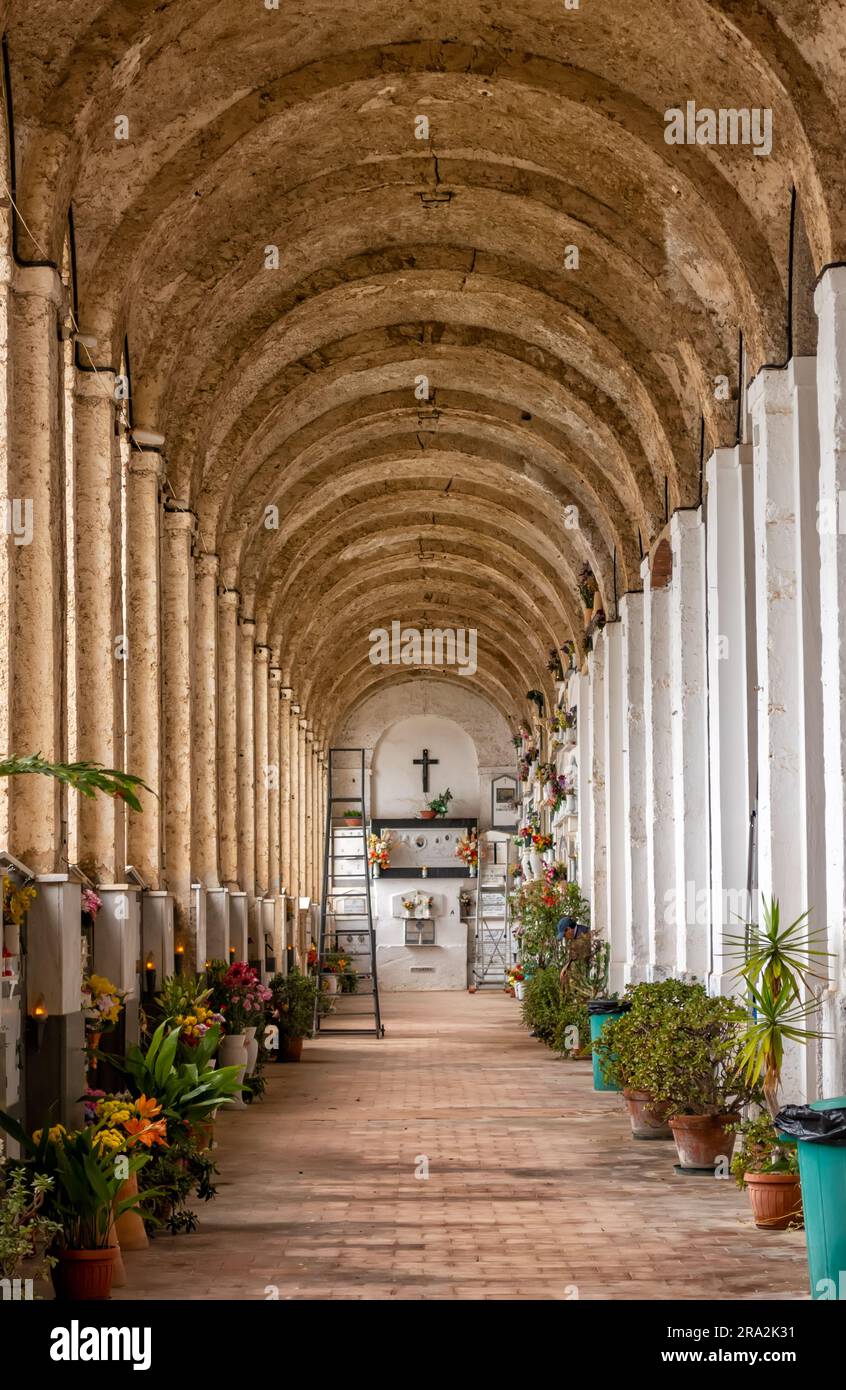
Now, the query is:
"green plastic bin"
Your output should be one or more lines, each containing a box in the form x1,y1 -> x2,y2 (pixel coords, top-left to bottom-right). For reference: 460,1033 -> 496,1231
587,1000 -> 629,1092
795,1097 -> 846,1300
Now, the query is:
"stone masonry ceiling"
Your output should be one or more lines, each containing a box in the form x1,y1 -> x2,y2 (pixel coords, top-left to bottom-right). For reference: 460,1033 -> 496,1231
6,0 -> 845,735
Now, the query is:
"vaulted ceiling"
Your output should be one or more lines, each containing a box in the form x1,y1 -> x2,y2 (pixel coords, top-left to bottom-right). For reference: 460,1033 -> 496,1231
6,0 -> 844,736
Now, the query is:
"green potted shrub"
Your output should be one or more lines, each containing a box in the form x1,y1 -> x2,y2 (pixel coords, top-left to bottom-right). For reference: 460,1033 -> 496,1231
727,898 -> 827,1231
342,808 -> 363,828
729,1114 -> 802,1231
0,1116 -> 153,1300
596,979 -> 705,1139
269,970 -> 317,1061
635,990 -> 757,1170
0,1160 -> 60,1295
420,787 -> 453,819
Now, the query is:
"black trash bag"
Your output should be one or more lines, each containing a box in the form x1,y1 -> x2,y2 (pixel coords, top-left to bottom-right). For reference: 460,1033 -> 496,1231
587,997 -> 631,1016
774,1105 -> 846,1146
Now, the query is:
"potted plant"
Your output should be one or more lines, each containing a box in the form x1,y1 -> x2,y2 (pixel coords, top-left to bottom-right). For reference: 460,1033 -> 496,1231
207,960 -> 272,1091
729,1114 -> 802,1230
638,989 -> 756,1170
727,898 -> 827,1230
578,563 -> 597,626
420,787 -> 453,819
0,1158 -> 60,1295
596,979 -> 705,1138
0,1115 -> 153,1301
269,970 -> 317,1061
342,808 -> 363,828
155,973 -> 225,1059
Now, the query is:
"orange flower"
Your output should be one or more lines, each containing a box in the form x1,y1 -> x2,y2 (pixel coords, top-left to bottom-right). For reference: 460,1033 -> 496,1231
124,1116 -> 169,1148
134,1094 -> 162,1120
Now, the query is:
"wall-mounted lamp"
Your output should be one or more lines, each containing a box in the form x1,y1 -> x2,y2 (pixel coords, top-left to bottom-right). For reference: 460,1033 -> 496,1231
27,994 -> 48,1050
144,954 -> 157,997
174,943 -> 184,976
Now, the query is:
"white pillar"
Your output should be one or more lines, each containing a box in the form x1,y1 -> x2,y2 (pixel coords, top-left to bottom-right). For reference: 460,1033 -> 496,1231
643,558 -> 675,977
602,622 -> 626,990
575,671 -> 591,889
705,446 -> 756,993
586,633 -> 607,938
620,591 -> 648,982
815,266 -> 846,1095
217,587 -> 239,890
669,509 -> 710,980
161,509 -> 195,950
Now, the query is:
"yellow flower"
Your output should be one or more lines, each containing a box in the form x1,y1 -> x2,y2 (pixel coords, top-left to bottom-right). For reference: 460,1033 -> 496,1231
92,1127 -> 125,1153
33,1124 -> 67,1146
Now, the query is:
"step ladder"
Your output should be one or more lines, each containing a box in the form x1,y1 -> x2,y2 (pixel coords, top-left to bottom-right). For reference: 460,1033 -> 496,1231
314,748 -> 385,1036
472,831 -> 515,987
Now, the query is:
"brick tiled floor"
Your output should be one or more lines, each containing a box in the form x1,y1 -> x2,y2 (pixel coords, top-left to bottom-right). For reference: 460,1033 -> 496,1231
116,991 -> 809,1300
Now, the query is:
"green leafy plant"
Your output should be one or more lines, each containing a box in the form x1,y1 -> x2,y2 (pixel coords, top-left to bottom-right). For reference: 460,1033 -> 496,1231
109,1022 -> 244,1128
727,897 -> 829,1118
595,978 -> 706,1092
0,1158 -> 60,1283
630,988 -> 757,1117
0,754 -> 151,814
269,969 -> 317,1039
728,1112 -> 800,1191
426,787 -> 453,816
0,1116 -> 151,1251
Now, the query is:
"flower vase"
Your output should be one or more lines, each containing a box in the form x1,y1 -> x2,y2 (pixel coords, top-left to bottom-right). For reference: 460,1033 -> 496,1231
521,849 -> 533,880
469,864 -> 477,878
218,1032 -> 248,1108
244,1025 -> 259,1075
372,864 -> 380,879
529,849 -> 544,879
322,973 -> 339,995
113,1173 -> 148,1251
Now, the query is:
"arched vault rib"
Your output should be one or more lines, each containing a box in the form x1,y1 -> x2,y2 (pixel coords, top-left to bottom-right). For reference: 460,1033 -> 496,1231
235,439 -> 631,607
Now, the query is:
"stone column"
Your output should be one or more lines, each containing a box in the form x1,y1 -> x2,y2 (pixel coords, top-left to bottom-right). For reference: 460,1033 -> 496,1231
298,716 -> 308,910
586,634 -> 607,938
304,726 -> 314,901
280,688 -> 293,895
669,509 -> 710,980
815,267 -> 846,1094
620,591 -> 648,981
217,586 -> 239,890
192,553 -> 220,888
253,644 -> 271,894
161,508 -> 195,948
268,666 -> 282,896
237,615 -> 257,897
126,447 -> 163,886
73,369 -> 119,881
705,446 -> 756,993
643,557 -> 675,976
7,266 -> 64,870
289,702 -> 301,900
602,623 -> 626,989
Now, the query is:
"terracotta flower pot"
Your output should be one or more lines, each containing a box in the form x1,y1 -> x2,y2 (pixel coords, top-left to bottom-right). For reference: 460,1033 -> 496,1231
669,1112 -> 736,1170
419,809 -> 437,820
744,1171 -> 803,1231
113,1173 -> 148,1251
343,816 -> 362,827
280,1036 -> 303,1062
623,1089 -> 674,1140
52,1246 -> 116,1301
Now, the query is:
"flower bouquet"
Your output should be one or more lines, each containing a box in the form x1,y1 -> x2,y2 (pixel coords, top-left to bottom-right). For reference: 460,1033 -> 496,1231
210,961 -> 271,1035
367,830 -> 392,872
455,831 -> 478,872
81,887 -> 102,921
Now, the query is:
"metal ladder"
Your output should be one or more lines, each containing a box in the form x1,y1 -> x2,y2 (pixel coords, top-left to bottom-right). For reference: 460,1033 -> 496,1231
472,831 -> 514,987
314,748 -> 385,1037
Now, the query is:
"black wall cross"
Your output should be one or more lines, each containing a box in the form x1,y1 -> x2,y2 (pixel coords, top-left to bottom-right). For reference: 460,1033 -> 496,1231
413,747 -> 439,793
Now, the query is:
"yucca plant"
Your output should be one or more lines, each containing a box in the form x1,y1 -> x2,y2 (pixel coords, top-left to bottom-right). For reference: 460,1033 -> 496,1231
727,897 -> 830,1118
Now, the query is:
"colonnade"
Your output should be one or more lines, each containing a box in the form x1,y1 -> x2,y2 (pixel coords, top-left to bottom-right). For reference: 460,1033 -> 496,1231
0,261 -> 326,1121
575,267 -> 846,1103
